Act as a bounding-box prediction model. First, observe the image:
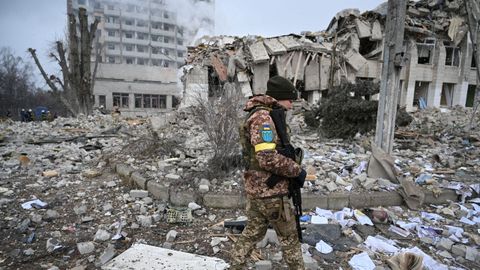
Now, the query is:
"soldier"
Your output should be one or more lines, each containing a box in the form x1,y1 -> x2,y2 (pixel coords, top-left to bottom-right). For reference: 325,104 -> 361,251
231,76 -> 307,270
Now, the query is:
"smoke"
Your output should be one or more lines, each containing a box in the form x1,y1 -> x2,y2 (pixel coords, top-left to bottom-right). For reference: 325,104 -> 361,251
165,0 -> 215,45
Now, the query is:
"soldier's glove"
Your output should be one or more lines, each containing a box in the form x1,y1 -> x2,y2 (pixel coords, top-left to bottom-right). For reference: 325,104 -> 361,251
295,169 -> 307,188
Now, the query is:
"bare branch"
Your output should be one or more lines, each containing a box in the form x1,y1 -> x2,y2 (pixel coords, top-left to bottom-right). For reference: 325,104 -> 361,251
27,48 -> 59,93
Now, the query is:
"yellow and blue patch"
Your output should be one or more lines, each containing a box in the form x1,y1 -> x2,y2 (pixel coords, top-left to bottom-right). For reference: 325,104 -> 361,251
261,124 -> 274,142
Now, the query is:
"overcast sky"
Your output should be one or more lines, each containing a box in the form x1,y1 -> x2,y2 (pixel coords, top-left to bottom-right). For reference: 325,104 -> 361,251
0,0 -> 385,87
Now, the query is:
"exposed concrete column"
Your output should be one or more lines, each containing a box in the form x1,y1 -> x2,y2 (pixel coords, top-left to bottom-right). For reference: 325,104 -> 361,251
129,93 -> 135,109
453,40 -> 471,106
166,95 -> 173,109
106,92 -> 113,110
427,41 -> 446,108
308,91 -> 321,104
405,40 -> 418,112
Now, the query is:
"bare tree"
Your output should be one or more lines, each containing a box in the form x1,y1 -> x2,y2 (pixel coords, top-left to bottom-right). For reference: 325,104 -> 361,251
465,0 -> 480,129
28,8 -> 99,116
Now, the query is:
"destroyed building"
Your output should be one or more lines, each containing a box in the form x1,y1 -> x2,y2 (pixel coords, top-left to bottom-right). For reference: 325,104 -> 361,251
68,0 -> 215,116
182,0 -> 479,113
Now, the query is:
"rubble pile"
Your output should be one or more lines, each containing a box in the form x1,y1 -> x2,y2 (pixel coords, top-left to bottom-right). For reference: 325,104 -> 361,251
0,104 -> 479,269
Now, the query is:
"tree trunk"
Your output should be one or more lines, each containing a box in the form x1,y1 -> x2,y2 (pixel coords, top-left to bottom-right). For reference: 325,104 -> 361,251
28,7 -> 98,117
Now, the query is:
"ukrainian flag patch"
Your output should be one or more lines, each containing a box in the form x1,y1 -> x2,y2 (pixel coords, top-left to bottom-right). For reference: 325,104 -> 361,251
261,124 -> 274,142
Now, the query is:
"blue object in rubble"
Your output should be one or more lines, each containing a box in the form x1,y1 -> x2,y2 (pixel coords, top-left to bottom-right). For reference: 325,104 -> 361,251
300,215 -> 311,222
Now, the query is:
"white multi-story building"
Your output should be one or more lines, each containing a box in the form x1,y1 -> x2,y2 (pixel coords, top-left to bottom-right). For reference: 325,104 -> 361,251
67,0 -> 215,115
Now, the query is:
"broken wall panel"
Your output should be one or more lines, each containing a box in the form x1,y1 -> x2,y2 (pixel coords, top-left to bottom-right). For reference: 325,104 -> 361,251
210,54 -> 228,82
320,55 -> 331,90
276,53 -> 294,79
292,51 -> 306,82
263,38 -> 287,55
371,20 -> 383,41
355,19 -> 372,38
248,41 -> 270,64
252,62 -> 269,94
305,57 -> 320,91
345,49 -> 368,71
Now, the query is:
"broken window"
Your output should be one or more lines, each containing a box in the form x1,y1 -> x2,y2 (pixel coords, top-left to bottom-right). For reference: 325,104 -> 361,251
466,85 -> 477,107
417,38 -> 435,65
164,11 -> 170,19
108,30 -> 115,37
125,32 -> 133,39
177,51 -> 184,58
135,94 -> 166,108
112,93 -> 129,108
125,44 -> 133,51
444,41 -> 460,66
137,33 -> 148,40
107,43 -> 115,50
137,58 -> 146,65
471,54 -> 477,68
137,45 -> 146,53
164,37 -> 170,43
441,83 -> 455,107
359,38 -> 381,58
125,57 -> 134,64
98,95 -> 106,107
137,20 -> 147,28
107,56 -> 115,63
125,19 -> 133,26
177,39 -> 183,45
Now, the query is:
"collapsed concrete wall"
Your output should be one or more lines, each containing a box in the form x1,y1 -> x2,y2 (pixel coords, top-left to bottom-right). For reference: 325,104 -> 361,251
181,0 -> 478,113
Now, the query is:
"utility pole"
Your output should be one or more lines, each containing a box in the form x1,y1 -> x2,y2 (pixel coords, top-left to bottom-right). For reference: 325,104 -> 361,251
374,0 -> 407,154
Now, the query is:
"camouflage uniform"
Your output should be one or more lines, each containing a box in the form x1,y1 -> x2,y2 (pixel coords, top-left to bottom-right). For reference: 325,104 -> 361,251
231,95 -> 304,270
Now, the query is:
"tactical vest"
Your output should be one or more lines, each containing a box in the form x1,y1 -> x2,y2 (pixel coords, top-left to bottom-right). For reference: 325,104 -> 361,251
239,106 -> 272,171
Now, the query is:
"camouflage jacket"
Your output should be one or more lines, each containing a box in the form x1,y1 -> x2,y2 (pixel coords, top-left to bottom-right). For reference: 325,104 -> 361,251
241,95 -> 302,198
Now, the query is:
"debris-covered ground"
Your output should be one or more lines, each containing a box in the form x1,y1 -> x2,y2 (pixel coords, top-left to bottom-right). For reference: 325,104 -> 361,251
0,106 -> 479,269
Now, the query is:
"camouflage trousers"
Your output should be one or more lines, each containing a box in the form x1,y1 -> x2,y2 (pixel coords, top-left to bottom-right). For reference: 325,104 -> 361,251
230,196 -> 304,270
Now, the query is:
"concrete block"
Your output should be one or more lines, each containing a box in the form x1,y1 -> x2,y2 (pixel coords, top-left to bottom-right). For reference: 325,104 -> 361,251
302,194 -> 328,210
199,185 -> 209,193
170,190 -> 198,206
116,164 -> 134,178
130,190 -> 148,199
436,238 -> 454,251
256,229 -> 280,248
131,172 -> 147,189
327,194 -> 350,210
147,182 -> 169,202
77,241 -> 95,255
249,41 -> 269,64
255,260 -> 272,270
203,194 -> 245,209
166,230 -> 178,242
451,244 -> 467,257
465,246 -> 479,261
424,189 -> 458,204
303,254 -> 319,270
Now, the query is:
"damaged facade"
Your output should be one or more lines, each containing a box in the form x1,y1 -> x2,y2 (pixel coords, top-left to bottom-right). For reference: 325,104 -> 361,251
68,0 -> 215,116
182,0 -> 479,112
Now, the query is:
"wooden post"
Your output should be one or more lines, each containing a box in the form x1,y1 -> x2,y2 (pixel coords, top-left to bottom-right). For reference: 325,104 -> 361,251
374,0 -> 407,154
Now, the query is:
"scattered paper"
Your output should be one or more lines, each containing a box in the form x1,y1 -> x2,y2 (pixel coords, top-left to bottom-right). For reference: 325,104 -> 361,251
445,225 -> 464,238
354,161 -> 368,175
311,215 -> 328,224
460,216 -> 475,225
354,209 -> 373,226
315,208 -> 334,219
334,211 -> 345,221
21,199 -> 48,209
421,212 -> 444,222
388,225 -> 410,237
348,252 -> 375,270
396,221 -> 417,231
315,240 -> 333,254
364,235 -> 399,254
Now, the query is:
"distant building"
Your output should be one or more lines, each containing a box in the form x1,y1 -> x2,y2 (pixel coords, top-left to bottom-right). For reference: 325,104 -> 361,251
67,0 -> 215,116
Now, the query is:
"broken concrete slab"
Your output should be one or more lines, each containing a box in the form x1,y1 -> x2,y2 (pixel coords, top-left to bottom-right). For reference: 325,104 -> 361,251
263,38 -> 287,55
345,49 -> 368,71
252,62 -> 269,94
371,20 -> 383,41
102,243 -> 229,269
249,41 -> 270,64
278,36 -> 302,50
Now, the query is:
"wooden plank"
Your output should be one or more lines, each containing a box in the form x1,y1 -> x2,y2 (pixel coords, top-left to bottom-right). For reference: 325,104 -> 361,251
252,62 -> 269,94
278,36 -> 302,50
263,38 -> 287,55
248,41 -> 270,63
